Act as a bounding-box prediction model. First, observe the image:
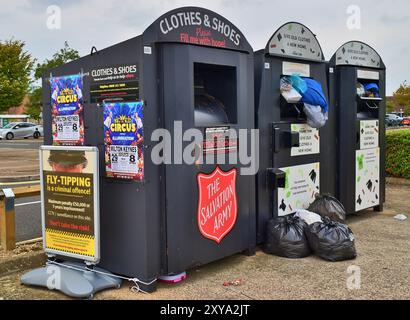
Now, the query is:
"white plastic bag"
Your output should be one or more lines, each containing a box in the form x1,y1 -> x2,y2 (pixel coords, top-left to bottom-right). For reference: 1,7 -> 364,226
281,88 -> 302,103
280,77 -> 302,104
303,103 -> 328,129
294,209 -> 322,225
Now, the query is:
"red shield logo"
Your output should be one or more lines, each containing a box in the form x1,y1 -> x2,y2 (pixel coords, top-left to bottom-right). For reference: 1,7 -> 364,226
197,167 -> 238,244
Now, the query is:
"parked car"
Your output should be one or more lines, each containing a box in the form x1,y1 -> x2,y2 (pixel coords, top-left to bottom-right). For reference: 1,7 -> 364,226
0,122 -> 43,140
401,117 -> 410,126
385,113 -> 403,127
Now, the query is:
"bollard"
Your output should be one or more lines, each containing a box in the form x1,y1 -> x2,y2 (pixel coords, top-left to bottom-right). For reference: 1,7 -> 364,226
0,188 -> 16,251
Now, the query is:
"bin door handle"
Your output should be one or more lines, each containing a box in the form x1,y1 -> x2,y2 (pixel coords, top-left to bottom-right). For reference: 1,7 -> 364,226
272,126 -> 281,153
283,131 -> 300,148
267,168 -> 286,189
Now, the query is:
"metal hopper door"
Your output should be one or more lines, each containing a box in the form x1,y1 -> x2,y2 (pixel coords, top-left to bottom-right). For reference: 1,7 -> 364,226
159,43 -> 253,274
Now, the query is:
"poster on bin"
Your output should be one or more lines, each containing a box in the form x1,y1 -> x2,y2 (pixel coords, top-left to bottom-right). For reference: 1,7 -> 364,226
103,101 -> 144,181
277,162 -> 320,216
355,148 -> 380,211
50,74 -> 85,146
40,146 -> 100,263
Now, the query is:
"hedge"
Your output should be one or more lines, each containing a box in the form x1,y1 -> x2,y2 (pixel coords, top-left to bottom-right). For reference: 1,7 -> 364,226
386,129 -> 410,179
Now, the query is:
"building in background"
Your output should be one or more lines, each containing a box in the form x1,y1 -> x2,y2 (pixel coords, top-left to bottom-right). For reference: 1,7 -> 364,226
0,95 -> 42,127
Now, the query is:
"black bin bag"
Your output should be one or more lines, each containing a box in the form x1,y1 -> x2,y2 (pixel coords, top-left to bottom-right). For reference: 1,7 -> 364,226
265,214 -> 311,259
306,217 -> 357,262
308,194 -> 346,223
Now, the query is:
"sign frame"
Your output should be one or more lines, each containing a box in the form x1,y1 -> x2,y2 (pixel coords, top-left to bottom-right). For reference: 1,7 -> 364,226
40,145 -> 100,264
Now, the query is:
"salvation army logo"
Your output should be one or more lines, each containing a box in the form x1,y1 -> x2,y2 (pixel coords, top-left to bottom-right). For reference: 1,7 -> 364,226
197,167 -> 237,244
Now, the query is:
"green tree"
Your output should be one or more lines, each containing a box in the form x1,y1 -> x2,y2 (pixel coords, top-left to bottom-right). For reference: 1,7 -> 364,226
386,97 -> 395,113
27,42 -> 80,120
26,87 -> 42,121
392,82 -> 410,115
0,39 -> 34,113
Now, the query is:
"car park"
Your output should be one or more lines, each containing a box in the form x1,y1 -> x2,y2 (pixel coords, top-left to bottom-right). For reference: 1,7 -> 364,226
0,122 -> 43,140
401,117 -> 410,126
385,113 -> 402,127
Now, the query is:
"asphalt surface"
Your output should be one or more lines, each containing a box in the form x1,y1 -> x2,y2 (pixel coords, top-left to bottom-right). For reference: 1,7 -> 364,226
0,183 -> 409,300
0,138 -> 42,242
0,139 -> 43,150
0,181 -> 42,242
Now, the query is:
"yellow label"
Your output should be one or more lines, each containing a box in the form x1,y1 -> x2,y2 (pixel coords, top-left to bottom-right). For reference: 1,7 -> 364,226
45,229 -> 95,257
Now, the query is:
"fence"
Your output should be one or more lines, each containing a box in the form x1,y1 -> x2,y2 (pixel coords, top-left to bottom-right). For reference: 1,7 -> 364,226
0,185 -> 41,251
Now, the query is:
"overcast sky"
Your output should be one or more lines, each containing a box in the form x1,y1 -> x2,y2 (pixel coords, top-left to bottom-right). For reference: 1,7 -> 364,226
0,0 -> 409,95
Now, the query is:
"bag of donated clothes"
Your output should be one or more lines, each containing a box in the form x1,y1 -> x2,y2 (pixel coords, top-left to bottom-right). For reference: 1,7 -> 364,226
294,209 -> 322,225
303,103 -> 328,129
306,217 -> 357,262
308,194 -> 346,222
299,78 -> 329,113
265,214 -> 311,259
364,83 -> 380,98
280,77 -> 302,103
290,76 -> 329,128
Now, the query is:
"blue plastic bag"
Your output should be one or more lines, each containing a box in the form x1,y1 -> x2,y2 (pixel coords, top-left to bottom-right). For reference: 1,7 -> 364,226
289,75 -> 307,94
298,78 -> 328,113
364,83 -> 380,97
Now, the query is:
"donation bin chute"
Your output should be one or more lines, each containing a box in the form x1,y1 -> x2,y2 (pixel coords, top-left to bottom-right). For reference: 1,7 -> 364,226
254,22 -> 336,243
329,41 -> 386,215
40,7 -> 255,293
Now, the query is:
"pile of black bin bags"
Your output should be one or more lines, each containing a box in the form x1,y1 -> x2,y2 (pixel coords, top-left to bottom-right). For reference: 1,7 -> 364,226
264,195 -> 357,262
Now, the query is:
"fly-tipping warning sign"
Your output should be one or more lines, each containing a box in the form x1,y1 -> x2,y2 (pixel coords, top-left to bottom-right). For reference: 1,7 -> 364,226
41,146 -> 100,263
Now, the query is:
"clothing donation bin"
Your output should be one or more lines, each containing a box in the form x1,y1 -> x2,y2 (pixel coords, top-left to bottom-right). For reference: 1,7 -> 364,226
254,22 -> 335,243
38,7 -> 256,293
329,41 -> 386,214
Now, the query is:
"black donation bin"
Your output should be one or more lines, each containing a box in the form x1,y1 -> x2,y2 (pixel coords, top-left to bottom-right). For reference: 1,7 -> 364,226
254,22 -> 335,243
42,7 -> 256,291
329,41 -> 386,214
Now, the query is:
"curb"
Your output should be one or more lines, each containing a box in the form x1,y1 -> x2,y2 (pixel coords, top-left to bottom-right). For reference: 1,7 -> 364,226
0,251 -> 46,276
0,175 -> 40,183
386,177 -> 410,187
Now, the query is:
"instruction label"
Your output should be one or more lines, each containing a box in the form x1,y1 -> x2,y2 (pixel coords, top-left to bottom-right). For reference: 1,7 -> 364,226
356,148 -> 380,211
203,127 -> 238,154
291,124 -> 320,156
282,62 -> 310,77
360,120 -> 379,149
277,162 -> 320,216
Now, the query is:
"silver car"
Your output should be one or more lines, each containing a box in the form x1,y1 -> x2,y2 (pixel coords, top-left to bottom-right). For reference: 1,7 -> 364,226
0,122 -> 43,140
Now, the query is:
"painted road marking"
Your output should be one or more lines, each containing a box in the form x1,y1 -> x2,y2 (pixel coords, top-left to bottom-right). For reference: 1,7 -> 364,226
15,200 -> 41,207
0,180 -> 40,186
0,143 -> 32,146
